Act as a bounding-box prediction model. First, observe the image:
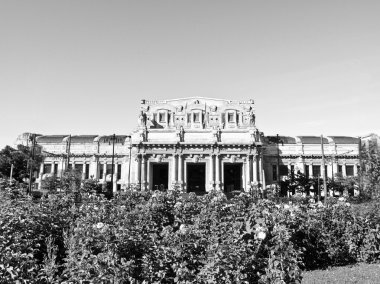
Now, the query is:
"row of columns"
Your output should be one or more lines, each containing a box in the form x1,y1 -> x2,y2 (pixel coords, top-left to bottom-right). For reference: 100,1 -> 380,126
133,153 -> 265,191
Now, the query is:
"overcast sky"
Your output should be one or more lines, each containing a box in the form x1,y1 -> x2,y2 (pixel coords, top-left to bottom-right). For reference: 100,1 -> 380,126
1,0 -> 379,148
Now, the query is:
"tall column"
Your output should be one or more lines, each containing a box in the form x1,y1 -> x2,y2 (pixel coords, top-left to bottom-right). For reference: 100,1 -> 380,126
309,165 -> 313,177
209,154 -> 214,190
38,163 -> 44,189
172,154 -> 177,185
258,154 -> 265,188
141,155 -> 146,190
354,164 -> 358,176
82,163 -> 86,179
178,154 -> 183,187
60,157 -> 65,178
332,161 -> 338,179
246,155 -> 252,192
215,155 -> 220,190
136,155 -> 141,188
252,154 -> 258,183
114,162 -> 118,191
103,163 -> 107,180
146,160 -> 150,190
342,163 -> 347,177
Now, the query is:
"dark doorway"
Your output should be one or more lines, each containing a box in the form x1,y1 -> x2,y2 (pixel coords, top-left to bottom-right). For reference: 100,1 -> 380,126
223,163 -> 242,193
152,163 -> 169,191
187,163 -> 206,193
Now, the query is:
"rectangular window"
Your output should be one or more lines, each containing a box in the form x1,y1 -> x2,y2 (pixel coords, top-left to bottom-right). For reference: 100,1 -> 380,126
85,164 -> 90,179
305,165 -> 309,178
312,165 -> 321,177
338,165 -> 343,173
279,165 -> 289,176
43,164 -> 52,174
346,165 -> 354,176
75,164 -> 83,173
117,184 -> 121,191
117,164 -> 122,180
106,164 -> 113,175
228,112 -> 234,122
272,165 -> 278,182
194,112 -> 200,123
54,164 -> 58,175
99,164 -> 104,178
159,112 -> 166,123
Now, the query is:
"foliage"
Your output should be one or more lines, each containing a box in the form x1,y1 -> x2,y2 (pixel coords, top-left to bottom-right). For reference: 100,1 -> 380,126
0,144 -> 42,182
360,143 -> 380,198
60,169 -> 82,193
81,178 -> 103,194
1,186 -> 380,283
41,174 -> 61,192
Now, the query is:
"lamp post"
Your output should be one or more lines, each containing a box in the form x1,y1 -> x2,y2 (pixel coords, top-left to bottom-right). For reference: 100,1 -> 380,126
321,135 -> 327,204
28,134 -> 36,195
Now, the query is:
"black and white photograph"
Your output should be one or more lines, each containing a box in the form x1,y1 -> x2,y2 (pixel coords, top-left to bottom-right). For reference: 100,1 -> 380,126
0,1 -> 380,283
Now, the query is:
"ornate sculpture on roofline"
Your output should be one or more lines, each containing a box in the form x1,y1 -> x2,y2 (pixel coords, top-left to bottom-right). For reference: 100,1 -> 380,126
138,111 -> 146,127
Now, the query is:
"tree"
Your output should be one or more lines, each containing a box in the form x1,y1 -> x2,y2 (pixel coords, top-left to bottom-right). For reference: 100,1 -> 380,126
82,178 -> 103,194
60,169 -> 82,193
41,174 -> 61,192
0,145 -> 42,182
360,142 -> 380,198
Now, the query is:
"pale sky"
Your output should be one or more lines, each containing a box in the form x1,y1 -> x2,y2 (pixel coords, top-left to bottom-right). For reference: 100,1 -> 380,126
1,0 -> 379,148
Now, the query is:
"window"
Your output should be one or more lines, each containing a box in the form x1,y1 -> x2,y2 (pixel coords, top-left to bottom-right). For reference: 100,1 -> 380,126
272,165 -> 278,181
305,165 -> 309,178
338,165 -> 343,173
43,164 -> 52,174
117,164 -> 122,180
279,165 -> 289,176
54,164 -> 58,175
346,165 -> 354,176
228,112 -> 234,123
194,112 -> 200,123
85,164 -> 90,179
106,164 -> 113,175
99,165 -> 104,178
75,164 -> 83,173
312,165 -> 321,177
187,113 -> 191,123
159,112 -> 166,123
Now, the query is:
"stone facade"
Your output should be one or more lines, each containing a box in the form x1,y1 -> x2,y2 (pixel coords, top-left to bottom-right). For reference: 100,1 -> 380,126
16,97 -> 361,192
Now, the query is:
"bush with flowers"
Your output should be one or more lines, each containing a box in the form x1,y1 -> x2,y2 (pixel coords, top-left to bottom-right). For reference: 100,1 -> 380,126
1,186 -> 380,283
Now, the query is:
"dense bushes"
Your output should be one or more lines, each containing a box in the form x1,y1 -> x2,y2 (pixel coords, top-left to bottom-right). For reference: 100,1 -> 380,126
0,186 -> 380,283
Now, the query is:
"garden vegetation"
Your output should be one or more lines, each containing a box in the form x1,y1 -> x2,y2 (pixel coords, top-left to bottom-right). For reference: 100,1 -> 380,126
0,181 -> 380,283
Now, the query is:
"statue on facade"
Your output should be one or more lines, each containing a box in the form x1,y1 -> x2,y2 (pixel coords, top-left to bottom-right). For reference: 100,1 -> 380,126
249,111 -> 255,125
176,126 -> 185,142
138,111 -> 146,127
213,126 -> 221,142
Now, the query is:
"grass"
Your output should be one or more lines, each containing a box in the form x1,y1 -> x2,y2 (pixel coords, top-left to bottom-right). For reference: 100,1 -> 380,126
302,263 -> 380,284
